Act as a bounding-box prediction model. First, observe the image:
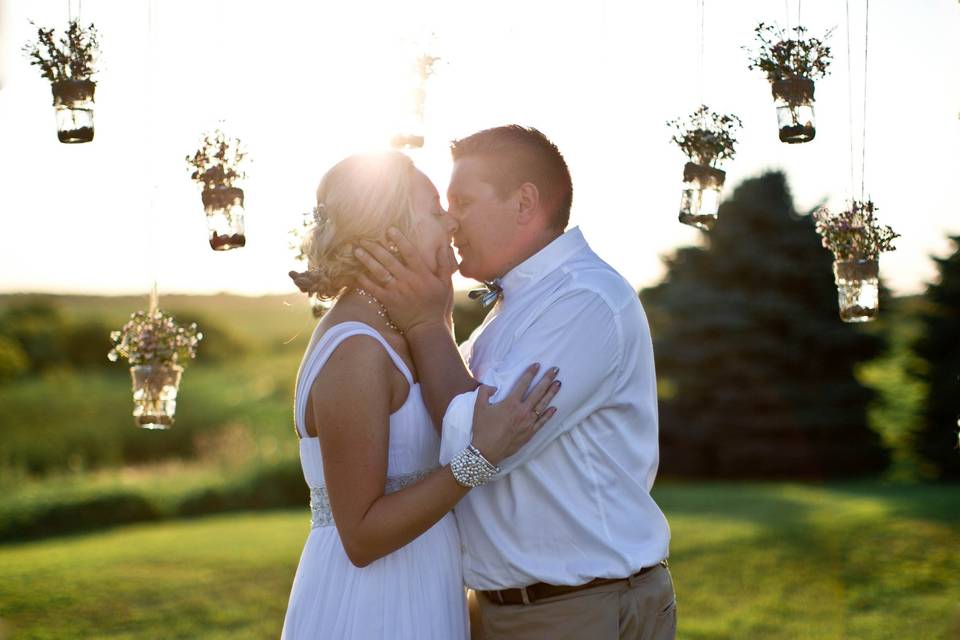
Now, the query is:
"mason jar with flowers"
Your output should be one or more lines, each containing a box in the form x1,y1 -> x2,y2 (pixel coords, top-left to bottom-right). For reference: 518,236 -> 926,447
186,130 -> 249,251
668,105 -> 742,231
22,19 -> 100,143
814,200 -> 899,322
746,23 -> 832,144
108,309 -> 202,429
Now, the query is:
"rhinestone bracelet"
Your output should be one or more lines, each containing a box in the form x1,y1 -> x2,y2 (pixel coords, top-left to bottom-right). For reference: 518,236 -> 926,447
450,444 -> 501,487
467,445 -> 500,475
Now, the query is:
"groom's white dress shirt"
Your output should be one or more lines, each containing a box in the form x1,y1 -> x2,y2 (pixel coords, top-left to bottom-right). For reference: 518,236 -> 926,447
440,226 -> 671,591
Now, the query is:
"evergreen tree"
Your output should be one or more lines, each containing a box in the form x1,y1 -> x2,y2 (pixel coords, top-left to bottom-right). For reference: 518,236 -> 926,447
914,235 -> 960,479
642,172 -> 889,477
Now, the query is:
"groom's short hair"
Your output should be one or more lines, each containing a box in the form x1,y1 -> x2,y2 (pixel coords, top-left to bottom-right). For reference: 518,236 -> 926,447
450,125 -> 573,231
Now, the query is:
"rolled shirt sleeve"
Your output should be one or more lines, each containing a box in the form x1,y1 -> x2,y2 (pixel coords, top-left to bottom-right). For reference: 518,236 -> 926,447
438,389 -> 478,466
439,289 -> 622,475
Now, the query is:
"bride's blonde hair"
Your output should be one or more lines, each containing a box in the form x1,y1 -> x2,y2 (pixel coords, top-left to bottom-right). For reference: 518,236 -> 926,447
289,151 -> 417,300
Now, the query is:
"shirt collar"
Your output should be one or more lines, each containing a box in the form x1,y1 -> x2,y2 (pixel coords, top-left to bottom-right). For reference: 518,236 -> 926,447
498,226 -> 587,299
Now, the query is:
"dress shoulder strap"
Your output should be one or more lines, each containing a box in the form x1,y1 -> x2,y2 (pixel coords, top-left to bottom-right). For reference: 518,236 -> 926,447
294,321 -> 414,438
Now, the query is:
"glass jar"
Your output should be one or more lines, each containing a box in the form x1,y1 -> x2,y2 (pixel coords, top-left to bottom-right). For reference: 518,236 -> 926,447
201,185 -> 246,251
833,258 -> 879,322
51,80 -> 96,143
679,162 -> 726,230
130,364 -> 183,429
771,77 -> 816,144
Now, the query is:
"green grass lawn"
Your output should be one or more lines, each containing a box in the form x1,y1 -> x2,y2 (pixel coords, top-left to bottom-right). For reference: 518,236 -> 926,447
1,482 -> 958,639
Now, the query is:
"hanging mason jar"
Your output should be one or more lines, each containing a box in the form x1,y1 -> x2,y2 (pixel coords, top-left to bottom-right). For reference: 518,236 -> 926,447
832,258 -> 879,322
202,185 -> 246,251
130,363 -> 183,429
51,79 -> 96,143
679,161 -> 726,231
771,77 -> 816,144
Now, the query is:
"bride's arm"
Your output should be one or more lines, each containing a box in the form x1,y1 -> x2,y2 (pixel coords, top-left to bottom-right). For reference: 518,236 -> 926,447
311,336 -> 558,568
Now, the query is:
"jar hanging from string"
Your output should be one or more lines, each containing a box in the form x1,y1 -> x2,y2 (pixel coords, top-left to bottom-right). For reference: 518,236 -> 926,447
186,129 -> 249,251
667,105 -> 742,231
107,293 -> 203,429
746,22 -> 833,144
814,200 -> 899,323
23,19 -> 101,143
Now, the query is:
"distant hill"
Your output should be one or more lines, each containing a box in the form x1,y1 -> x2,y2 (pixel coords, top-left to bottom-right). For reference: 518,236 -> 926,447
0,293 -> 317,352
0,290 -> 493,351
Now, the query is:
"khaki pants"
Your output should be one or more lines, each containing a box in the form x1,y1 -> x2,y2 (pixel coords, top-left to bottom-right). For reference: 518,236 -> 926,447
470,564 -> 677,640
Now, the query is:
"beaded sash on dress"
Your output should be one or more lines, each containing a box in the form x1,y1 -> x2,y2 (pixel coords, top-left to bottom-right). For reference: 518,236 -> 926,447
310,468 -> 437,529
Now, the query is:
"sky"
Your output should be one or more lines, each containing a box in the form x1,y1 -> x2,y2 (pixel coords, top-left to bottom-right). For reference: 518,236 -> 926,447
1,0 -> 958,297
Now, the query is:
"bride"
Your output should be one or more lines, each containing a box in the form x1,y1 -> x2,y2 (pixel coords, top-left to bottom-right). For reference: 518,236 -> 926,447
282,151 -> 561,639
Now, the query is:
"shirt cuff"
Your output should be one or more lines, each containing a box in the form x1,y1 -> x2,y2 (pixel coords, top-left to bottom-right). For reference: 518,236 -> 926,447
439,389 -> 478,466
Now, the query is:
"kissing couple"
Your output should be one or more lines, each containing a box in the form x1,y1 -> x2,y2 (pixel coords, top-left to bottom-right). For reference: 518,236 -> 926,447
283,125 -> 675,640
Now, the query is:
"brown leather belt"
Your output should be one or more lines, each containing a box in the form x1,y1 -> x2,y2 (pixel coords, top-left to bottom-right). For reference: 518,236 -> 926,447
480,560 -> 667,606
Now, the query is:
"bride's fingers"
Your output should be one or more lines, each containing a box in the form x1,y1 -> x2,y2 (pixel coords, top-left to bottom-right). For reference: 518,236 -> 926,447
530,377 -> 561,417
522,366 -> 559,403
386,228 -> 429,274
354,246 -> 396,285
507,363 -> 541,402
531,406 -> 557,432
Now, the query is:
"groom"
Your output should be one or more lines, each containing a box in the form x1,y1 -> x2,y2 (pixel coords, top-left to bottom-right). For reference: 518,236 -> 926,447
355,125 -> 675,640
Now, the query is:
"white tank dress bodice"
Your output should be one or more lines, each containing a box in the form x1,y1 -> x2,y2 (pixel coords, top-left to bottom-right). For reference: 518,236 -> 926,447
281,321 -> 468,640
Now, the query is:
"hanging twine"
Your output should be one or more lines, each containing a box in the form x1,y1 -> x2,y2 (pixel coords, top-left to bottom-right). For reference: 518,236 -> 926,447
697,0 -> 705,106
845,0 -> 856,199
67,0 -> 82,23
145,0 -> 160,296
844,0 -> 872,203
149,283 -> 159,315
862,0 -> 870,201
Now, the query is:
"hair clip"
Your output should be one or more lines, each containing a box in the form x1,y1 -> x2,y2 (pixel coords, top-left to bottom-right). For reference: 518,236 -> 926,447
313,203 -> 328,225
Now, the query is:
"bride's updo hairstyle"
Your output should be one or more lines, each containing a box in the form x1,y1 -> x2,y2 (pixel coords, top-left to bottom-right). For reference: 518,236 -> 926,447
289,151 -> 417,300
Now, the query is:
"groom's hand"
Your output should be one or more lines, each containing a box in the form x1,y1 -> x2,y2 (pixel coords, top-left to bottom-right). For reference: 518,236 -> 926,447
354,227 -> 456,333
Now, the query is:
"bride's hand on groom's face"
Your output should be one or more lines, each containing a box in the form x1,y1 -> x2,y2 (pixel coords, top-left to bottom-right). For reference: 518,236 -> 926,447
354,228 -> 455,333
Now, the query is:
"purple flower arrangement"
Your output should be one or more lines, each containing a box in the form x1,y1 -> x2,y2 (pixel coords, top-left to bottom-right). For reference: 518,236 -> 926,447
186,129 -> 247,191
813,200 -> 900,261
668,105 -> 743,167
745,23 -> 833,85
108,310 -> 202,366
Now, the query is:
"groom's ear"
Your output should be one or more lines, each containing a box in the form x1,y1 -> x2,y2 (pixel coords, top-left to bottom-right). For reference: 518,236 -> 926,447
516,182 -> 540,225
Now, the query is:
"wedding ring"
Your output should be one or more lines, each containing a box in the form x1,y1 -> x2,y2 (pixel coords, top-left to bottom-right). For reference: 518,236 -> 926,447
388,244 -> 399,254
533,409 -> 543,418
383,273 -> 395,284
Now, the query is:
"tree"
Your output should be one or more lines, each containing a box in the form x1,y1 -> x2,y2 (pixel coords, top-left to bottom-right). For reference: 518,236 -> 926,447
0,300 -> 68,373
913,235 -> 960,479
642,172 -> 889,477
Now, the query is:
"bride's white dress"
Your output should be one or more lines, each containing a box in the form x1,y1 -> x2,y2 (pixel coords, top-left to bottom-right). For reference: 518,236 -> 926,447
281,321 -> 468,640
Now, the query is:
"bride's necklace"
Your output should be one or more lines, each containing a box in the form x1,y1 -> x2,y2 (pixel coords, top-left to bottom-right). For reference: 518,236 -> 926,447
355,288 -> 403,334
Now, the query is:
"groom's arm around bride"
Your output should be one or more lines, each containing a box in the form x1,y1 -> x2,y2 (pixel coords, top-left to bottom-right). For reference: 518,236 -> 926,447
355,125 -> 676,640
